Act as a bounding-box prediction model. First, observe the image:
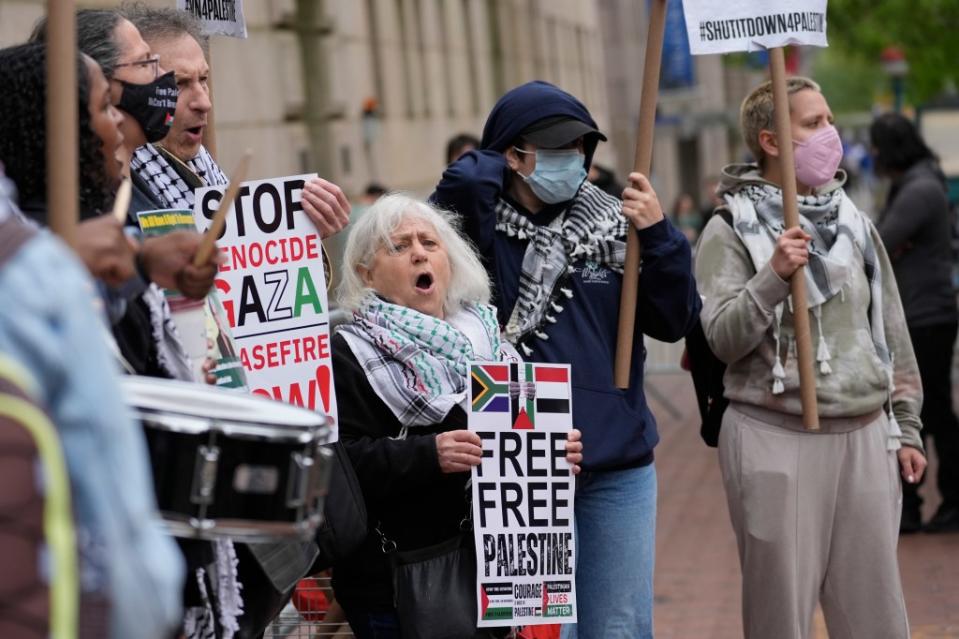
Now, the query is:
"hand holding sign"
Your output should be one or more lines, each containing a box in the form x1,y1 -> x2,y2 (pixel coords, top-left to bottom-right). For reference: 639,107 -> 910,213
302,177 -> 352,239
437,430 -> 484,473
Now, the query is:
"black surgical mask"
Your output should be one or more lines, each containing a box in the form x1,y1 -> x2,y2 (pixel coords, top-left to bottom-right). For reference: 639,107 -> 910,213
117,70 -> 178,143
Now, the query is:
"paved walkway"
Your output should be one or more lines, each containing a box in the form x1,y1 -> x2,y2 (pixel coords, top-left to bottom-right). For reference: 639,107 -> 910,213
647,372 -> 959,639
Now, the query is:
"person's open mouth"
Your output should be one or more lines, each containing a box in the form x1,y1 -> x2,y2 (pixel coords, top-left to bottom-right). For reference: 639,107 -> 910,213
415,273 -> 434,293
184,125 -> 204,141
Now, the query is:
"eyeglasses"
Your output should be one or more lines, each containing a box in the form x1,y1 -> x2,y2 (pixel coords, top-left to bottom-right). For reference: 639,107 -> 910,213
114,55 -> 160,80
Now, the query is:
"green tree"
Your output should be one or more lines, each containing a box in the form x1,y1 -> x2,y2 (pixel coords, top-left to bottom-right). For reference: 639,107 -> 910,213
827,0 -> 959,104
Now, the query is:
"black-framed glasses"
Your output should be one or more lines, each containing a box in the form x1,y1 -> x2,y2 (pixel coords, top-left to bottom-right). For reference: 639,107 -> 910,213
114,55 -> 160,80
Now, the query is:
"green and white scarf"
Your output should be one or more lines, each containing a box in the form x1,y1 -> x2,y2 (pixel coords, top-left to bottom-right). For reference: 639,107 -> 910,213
338,295 -> 508,429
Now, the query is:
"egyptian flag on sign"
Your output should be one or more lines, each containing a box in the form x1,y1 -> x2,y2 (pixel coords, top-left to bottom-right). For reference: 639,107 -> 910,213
509,363 -> 571,430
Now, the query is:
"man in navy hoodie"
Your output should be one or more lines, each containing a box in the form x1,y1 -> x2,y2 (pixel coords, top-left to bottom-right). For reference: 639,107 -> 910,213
432,81 -> 700,638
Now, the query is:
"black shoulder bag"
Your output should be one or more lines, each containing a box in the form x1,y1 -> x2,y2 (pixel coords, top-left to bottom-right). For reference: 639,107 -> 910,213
377,498 -> 479,639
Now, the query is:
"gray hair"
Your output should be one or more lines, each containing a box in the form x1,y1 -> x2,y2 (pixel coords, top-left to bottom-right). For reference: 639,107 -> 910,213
30,9 -> 123,79
337,193 -> 491,315
119,2 -> 207,54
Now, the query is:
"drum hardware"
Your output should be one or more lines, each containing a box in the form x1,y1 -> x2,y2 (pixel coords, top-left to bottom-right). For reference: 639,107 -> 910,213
122,376 -> 334,542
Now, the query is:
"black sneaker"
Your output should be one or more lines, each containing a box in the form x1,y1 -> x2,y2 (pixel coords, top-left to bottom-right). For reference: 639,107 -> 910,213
900,506 -> 923,534
924,504 -> 959,533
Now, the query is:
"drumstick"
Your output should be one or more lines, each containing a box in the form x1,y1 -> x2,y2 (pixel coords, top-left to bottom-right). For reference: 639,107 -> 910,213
193,150 -> 252,267
112,177 -> 132,222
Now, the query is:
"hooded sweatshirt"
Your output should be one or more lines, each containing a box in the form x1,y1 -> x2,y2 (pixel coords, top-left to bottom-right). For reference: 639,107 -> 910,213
431,81 -> 700,471
695,164 -> 923,449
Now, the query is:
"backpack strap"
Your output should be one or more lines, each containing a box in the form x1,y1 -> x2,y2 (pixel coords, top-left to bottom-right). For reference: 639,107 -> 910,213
0,355 -> 78,639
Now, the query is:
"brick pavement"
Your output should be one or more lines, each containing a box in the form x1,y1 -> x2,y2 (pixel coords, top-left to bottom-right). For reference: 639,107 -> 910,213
646,372 -> 959,639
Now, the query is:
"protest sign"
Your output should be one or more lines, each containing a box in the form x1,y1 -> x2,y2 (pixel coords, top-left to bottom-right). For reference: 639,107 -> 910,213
177,0 -> 247,38
469,362 -> 576,627
192,174 -> 338,433
682,0 -> 827,55
137,209 -> 249,388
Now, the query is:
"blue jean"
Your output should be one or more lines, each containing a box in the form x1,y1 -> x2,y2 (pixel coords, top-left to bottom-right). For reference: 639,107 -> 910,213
344,609 -> 402,639
562,463 -> 657,639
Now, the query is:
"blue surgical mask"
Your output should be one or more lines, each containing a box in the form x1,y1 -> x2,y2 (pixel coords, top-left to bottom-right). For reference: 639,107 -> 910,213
514,147 -> 587,204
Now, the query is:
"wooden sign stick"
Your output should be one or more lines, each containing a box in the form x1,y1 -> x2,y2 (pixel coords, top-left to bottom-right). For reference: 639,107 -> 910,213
614,0 -> 668,389
111,178 -> 132,223
769,48 -> 819,430
193,150 -> 252,266
46,0 -> 78,246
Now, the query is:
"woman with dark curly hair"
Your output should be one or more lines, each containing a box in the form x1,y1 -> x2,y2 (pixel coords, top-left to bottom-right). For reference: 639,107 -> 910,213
0,42 -> 122,223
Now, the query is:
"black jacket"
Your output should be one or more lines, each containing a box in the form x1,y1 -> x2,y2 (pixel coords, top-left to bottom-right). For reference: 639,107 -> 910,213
330,332 -> 472,611
877,159 -> 957,328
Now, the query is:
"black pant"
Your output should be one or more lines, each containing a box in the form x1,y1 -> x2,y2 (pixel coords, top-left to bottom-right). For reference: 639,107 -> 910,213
905,322 -> 959,510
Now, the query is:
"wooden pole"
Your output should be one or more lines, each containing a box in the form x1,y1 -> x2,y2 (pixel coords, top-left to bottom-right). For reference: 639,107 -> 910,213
769,47 -> 819,430
193,150 -> 252,266
614,0 -> 667,389
46,0 -> 78,245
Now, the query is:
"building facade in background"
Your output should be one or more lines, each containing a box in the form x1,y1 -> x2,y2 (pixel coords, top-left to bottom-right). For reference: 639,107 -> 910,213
0,0 -> 757,210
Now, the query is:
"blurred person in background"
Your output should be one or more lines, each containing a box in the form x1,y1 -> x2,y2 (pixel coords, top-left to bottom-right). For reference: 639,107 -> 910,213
872,111 -> 959,534
445,132 -> 479,165
670,192 -> 703,244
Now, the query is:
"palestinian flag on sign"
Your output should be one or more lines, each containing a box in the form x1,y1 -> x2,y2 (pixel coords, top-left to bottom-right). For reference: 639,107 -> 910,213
510,363 -> 571,430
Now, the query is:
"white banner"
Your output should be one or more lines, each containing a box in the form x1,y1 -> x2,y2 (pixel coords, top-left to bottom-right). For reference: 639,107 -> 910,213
192,174 -> 338,436
469,362 -> 577,628
682,0 -> 828,55
177,0 -> 247,39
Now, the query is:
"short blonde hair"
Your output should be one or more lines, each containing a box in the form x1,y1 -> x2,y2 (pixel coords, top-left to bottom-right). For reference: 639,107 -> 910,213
337,193 -> 491,315
740,76 -> 821,168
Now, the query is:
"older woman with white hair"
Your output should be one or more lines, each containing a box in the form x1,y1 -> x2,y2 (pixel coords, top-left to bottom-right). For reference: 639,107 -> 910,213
330,193 -> 582,638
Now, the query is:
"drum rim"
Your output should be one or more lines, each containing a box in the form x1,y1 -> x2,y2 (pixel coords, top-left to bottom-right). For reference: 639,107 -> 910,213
121,375 -> 333,432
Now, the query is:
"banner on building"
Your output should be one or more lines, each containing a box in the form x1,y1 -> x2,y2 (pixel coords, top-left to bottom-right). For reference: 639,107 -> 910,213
659,0 -> 695,90
681,0 -> 828,55
192,174 -> 338,434
469,362 -> 576,627
177,0 -> 247,39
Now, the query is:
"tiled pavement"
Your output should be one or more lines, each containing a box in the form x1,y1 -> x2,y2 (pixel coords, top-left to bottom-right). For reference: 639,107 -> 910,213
646,372 -> 959,639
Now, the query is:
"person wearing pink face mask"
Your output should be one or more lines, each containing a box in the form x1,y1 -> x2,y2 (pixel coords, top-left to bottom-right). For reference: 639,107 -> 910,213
694,77 -> 926,638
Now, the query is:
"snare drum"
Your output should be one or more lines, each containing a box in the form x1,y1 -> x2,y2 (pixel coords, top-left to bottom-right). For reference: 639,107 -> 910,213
122,376 -> 333,542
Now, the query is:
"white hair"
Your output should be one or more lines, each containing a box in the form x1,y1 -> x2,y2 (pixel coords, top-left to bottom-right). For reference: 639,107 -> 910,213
337,193 -> 491,315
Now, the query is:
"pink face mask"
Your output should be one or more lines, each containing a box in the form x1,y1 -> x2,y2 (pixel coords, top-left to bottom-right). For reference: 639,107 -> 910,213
793,124 -> 843,188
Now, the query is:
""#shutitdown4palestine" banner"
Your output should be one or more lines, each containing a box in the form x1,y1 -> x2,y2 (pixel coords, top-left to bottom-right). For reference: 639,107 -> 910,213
681,0 -> 828,55
469,362 -> 577,627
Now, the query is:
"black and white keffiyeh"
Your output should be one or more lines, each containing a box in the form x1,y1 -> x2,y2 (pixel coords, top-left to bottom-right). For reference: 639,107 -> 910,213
338,296 -> 513,431
725,183 -> 890,392
131,143 -> 228,208
495,181 -> 627,346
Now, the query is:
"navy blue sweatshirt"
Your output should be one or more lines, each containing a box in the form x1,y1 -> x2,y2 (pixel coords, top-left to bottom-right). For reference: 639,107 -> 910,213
430,82 -> 700,471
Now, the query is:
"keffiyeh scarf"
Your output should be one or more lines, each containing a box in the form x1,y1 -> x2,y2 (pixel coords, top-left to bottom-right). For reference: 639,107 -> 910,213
338,296 -> 508,430
131,143 -> 228,209
725,183 -> 900,447
495,181 -> 627,346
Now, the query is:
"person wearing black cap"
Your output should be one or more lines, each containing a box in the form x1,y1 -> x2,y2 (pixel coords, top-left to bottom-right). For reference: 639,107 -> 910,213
432,81 -> 700,639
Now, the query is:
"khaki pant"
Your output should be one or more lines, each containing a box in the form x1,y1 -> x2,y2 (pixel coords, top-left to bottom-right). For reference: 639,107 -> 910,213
718,403 -> 909,639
